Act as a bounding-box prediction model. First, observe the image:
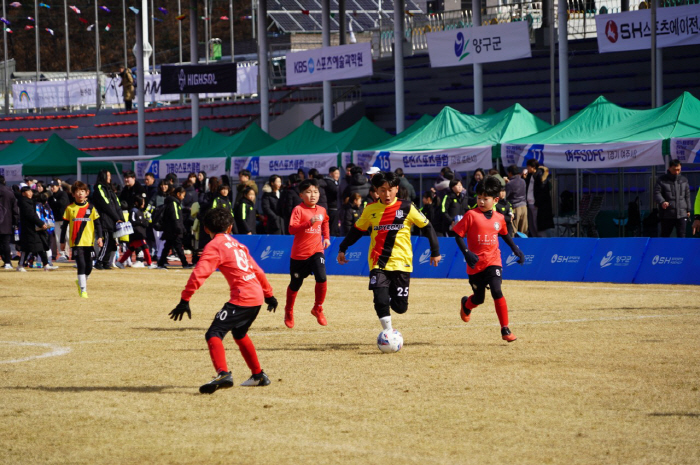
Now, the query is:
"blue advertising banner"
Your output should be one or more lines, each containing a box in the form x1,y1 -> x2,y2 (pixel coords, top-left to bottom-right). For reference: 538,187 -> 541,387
583,238 -> 649,283
497,237 -> 543,281
251,236 -> 295,274
634,238 -> 700,285
325,236 -> 371,276
535,238 -> 598,282
231,234 -> 262,256
412,237 -> 459,279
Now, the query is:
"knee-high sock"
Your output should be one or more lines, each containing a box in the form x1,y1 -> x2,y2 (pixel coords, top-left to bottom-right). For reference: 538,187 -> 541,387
118,249 -> 131,263
235,334 -> 261,375
142,248 -> 152,266
464,296 -> 478,310
285,286 -> 298,311
494,297 -> 509,327
206,337 -> 228,374
314,281 -> 327,306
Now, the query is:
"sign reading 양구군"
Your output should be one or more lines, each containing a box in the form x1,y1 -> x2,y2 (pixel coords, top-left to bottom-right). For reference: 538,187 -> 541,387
161,63 -> 237,94
286,42 -> 373,86
596,4 -> 700,53
426,21 -> 531,68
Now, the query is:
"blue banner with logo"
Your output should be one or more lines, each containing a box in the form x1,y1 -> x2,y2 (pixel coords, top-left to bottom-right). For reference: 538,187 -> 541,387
250,236 -> 294,274
325,236 -> 371,276
633,238 -> 700,285
583,238 -> 649,283
231,234 -> 262,256
537,238 -> 599,282
413,237 -> 459,279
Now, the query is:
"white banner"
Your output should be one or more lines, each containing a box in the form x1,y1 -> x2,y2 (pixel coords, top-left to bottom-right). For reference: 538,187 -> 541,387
12,79 -> 97,110
104,66 -> 259,105
671,138 -> 700,164
0,163 -> 24,182
427,21 -> 531,68
231,153 -> 338,178
134,157 -> 227,180
353,147 -> 493,174
286,42 -> 373,85
596,4 -> 700,53
501,140 -> 665,169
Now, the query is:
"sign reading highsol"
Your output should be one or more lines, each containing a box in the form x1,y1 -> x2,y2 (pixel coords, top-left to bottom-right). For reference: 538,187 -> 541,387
427,21 -> 531,68
161,63 -> 237,94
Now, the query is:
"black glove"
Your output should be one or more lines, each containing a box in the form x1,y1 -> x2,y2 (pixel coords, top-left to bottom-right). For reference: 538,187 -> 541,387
513,247 -> 525,265
265,296 -> 278,313
169,299 -> 191,321
464,250 -> 479,269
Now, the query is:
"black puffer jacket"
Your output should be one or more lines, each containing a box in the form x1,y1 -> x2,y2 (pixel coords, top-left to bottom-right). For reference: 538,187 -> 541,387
19,196 -> 46,253
162,196 -> 185,241
261,190 -> 284,234
341,173 -> 370,203
654,172 -> 691,220
92,175 -> 122,233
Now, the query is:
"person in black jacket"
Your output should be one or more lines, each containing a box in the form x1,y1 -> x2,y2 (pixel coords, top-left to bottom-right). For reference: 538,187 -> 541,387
418,190 -> 440,237
48,180 -> 69,260
261,175 -> 284,234
116,197 -> 155,268
92,170 -> 124,269
323,167 -> 341,236
157,187 -> 192,269
341,166 -> 371,204
440,179 -> 470,236
235,187 -> 257,235
143,172 -> 158,204
340,192 -> 364,235
308,169 -> 328,211
654,159 -> 692,237
119,170 -> 147,210
17,186 -> 49,271
0,175 -> 19,268
279,174 -> 302,233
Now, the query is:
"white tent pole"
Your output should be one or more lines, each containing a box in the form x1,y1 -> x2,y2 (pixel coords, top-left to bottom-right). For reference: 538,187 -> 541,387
322,0 -> 331,132
473,0 -> 482,115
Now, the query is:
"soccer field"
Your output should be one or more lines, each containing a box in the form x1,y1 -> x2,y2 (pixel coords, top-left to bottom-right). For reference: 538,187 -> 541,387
1,265 -> 698,464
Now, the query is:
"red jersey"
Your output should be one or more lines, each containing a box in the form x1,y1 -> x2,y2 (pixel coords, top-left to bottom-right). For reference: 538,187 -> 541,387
289,203 -> 330,260
181,233 -> 273,307
453,209 -> 508,275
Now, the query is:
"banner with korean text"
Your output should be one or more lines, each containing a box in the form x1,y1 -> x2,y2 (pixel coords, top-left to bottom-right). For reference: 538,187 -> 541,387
596,4 -> 700,53
134,157 -> 227,179
500,140 -> 664,169
13,79 -> 96,110
426,21 -> 531,68
285,42 -> 372,85
0,164 -> 24,182
671,138 -> 700,164
353,147 -> 493,174
230,153 -> 338,178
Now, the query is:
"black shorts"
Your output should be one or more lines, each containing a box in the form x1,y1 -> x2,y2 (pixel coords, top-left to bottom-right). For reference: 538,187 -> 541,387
468,266 -> 503,292
289,252 -> 327,282
206,302 -> 261,341
369,268 -> 411,301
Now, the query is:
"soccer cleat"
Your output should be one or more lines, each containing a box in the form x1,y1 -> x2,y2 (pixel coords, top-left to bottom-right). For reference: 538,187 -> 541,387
501,326 -> 517,342
240,371 -> 271,387
182,264 -> 194,269
93,263 -> 104,270
16,267 -> 26,272
199,371 -> 234,394
4,263 -> 13,269
131,261 -> 145,268
460,296 -> 472,322
80,291 -> 89,299
148,264 -> 159,269
284,308 -> 294,328
115,261 -> 125,269
156,265 -> 168,270
311,305 -> 327,326
75,280 -> 82,296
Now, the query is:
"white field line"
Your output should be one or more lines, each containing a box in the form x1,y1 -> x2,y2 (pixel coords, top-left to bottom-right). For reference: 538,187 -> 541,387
408,280 -> 700,293
0,341 -> 72,364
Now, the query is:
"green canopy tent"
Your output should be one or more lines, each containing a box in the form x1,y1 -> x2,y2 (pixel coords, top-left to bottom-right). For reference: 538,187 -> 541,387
135,125 -> 276,179
353,104 -> 550,174
0,137 -> 40,182
312,117 -> 391,168
667,92 -> 700,164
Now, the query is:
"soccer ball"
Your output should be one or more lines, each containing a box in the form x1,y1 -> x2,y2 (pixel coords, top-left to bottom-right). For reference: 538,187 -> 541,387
377,329 -> 403,353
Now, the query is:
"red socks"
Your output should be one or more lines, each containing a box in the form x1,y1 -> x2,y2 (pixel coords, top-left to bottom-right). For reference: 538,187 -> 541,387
235,334 -> 261,375
118,250 -> 130,264
142,248 -> 153,266
494,297 -> 509,328
464,296 -> 478,310
206,337 -> 228,374
286,286 -> 298,311
314,281 -> 327,306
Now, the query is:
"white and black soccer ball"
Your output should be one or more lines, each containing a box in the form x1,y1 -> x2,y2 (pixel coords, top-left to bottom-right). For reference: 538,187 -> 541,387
377,329 -> 403,353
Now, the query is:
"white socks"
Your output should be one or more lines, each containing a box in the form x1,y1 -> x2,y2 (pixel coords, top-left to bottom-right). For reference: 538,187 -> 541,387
78,274 -> 87,292
380,316 -> 392,331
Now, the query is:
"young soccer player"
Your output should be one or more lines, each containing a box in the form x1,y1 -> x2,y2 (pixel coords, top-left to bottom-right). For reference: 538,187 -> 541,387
284,178 -> 331,328
453,176 -> 525,342
168,208 -> 279,394
63,181 -> 103,298
337,171 -> 441,333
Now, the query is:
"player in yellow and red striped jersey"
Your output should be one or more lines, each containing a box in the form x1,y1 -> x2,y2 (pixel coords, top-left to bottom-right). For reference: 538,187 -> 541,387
63,181 -> 103,298
337,171 -> 441,334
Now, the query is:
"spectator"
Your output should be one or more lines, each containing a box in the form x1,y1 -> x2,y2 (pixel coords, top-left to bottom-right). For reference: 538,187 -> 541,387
212,184 -> 237,234
394,168 -> 417,203
0,175 -> 19,269
92,170 -> 124,269
441,179 -> 470,236
341,192 -> 364,235
261,175 -> 284,235
466,168 -> 486,209
235,186 -> 257,235
143,172 -> 157,204
36,192 -> 58,268
149,180 -> 172,262
47,180 -> 69,260
308,168 -> 328,211
297,168 -> 306,181
118,65 -> 135,111
338,163 -> 355,208
236,169 -> 258,203
119,170 -> 147,210
366,166 -> 381,180
194,171 -> 208,197
524,159 -> 554,237
418,190 -> 439,237
17,186 -> 49,272
506,165 -> 528,236
434,167 -> 455,198
323,166 -> 341,236
364,184 -> 379,207
342,166 -> 371,204
279,174 -> 303,233
654,159 -> 691,238
157,186 -> 192,269
197,177 -> 221,252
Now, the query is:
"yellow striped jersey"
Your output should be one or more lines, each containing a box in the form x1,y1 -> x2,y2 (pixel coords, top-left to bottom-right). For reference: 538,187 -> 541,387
63,202 -> 100,248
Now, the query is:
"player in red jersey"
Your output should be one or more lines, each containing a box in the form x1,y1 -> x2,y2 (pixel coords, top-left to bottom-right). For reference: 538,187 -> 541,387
168,208 -> 279,394
284,178 -> 331,328
453,176 -> 525,342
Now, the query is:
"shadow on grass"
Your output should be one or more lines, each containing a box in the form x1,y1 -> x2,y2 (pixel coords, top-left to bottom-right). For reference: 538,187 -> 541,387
261,341 -> 433,352
648,412 -> 700,418
2,386 -> 190,393
131,327 -> 203,332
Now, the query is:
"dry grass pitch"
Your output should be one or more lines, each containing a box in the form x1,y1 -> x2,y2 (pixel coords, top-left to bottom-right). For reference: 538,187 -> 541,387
0,264 -> 698,464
